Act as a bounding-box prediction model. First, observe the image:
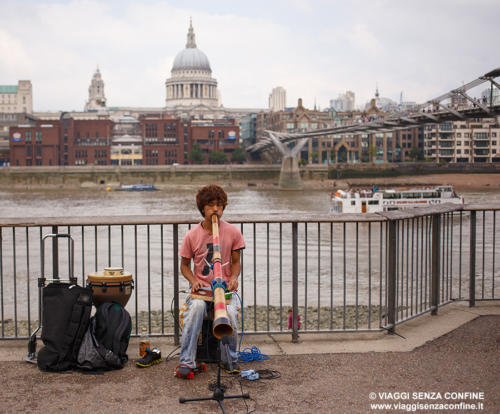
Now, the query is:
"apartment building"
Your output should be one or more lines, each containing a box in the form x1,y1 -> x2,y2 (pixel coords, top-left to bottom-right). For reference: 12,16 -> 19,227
424,118 -> 500,163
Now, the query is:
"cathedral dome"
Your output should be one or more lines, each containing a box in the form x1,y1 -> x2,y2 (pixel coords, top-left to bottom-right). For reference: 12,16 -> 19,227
171,20 -> 211,72
165,20 -> 220,108
172,47 -> 211,71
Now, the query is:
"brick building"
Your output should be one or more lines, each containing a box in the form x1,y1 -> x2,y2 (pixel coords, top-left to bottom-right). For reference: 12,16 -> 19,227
9,113 -> 240,166
140,114 -> 185,165
63,114 -> 113,166
10,120 -> 60,166
257,98 -> 423,164
189,119 -> 240,163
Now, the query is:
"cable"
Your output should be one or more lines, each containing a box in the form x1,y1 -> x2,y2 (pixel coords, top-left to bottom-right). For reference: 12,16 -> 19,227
164,345 -> 181,362
238,346 -> 269,362
233,291 -> 270,362
233,291 -> 245,353
255,369 -> 281,380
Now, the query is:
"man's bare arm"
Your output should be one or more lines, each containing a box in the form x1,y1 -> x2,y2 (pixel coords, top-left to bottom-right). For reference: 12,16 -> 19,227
180,256 -> 203,291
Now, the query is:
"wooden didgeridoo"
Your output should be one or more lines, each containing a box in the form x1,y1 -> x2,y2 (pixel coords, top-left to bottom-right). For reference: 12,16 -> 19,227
210,214 -> 233,339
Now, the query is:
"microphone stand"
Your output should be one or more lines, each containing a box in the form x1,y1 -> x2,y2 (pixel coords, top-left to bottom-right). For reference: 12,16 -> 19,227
179,335 -> 250,414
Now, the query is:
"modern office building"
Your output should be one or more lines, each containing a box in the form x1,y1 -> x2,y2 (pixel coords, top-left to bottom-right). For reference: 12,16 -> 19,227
330,90 -> 355,112
268,87 -> 286,112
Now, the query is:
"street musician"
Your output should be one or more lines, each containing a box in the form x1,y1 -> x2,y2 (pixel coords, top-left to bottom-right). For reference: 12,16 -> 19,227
175,185 -> 245,379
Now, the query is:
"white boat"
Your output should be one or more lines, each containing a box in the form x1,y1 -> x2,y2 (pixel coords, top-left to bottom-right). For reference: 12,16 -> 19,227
330,185 -> 464,214
116,184 -> 158,191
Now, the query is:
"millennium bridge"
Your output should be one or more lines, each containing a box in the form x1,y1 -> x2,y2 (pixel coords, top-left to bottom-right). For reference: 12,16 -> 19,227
248,68 -> 500,188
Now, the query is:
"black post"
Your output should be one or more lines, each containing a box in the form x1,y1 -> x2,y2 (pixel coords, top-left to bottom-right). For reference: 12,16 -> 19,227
387,220 -> 397,333
469,211 -> 476,307
173,223 -> 180,345
51,225 -> 58,279
431,214 -> 440,315
292,222 -> 299,343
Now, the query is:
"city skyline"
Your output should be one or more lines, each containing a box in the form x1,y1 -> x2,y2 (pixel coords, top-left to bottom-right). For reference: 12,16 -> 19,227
1,0 -> 499,112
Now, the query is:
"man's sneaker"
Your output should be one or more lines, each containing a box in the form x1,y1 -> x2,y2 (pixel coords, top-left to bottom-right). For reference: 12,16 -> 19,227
175,362 -> 207,379
136,347 -> 163,368
221,361 -> 241,375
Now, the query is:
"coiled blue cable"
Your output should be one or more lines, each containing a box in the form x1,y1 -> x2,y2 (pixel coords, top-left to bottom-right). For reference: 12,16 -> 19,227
238,345 -> 269,362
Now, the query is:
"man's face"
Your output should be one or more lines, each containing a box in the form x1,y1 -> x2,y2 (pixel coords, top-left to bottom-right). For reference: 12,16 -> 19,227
203,199 -> 224,219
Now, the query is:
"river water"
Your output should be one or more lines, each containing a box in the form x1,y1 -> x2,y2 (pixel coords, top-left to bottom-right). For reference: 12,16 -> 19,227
1,187 -> 499,320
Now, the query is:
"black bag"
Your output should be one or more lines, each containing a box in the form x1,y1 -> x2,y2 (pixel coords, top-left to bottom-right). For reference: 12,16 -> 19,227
77,302 -> 132,370
37,283 -> 93,372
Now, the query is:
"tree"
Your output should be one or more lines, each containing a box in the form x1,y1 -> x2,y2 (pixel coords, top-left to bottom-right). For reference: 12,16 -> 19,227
367,145 -> 378,162
209,150 -> 227,164
409,146 -> 424,161
231,146 -> 246,164
188,143 -> 204,164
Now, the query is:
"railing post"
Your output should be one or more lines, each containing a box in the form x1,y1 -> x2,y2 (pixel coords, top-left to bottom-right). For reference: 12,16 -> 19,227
431,214 -> 441,315
469,211 -> 476,307
292,222 -> 299,343
173,224 -> 180,345
51,225 -> 58,279
387,219 -> 397,333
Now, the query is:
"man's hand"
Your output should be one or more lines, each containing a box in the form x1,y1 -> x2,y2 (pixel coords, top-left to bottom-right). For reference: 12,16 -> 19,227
227,278 -> 238,292
190,279 -> 204,293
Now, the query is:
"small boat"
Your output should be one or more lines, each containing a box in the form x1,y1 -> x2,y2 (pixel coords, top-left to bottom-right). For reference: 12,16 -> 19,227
116,184 -> 158,191
330,185 -> 464,214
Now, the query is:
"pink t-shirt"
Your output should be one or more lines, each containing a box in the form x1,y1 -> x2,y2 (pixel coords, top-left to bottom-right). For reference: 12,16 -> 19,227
180,220 -> 246,287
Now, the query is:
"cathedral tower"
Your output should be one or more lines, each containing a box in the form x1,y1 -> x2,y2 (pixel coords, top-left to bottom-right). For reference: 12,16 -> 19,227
85,67 -> 107,111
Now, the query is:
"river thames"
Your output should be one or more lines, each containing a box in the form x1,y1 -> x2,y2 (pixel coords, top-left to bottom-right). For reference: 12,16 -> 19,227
1,186 -> 500,218
1,187 -> 499,324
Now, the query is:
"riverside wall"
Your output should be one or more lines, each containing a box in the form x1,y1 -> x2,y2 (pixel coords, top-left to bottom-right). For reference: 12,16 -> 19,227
0,164 -> 296,189
1,163 -> 499,189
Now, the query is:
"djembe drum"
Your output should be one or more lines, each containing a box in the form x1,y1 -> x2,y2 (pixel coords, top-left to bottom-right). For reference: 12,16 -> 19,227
87,267 -> 134,307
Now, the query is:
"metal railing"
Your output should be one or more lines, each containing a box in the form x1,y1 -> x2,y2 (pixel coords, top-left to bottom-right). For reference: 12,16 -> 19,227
0,204 -> 498,343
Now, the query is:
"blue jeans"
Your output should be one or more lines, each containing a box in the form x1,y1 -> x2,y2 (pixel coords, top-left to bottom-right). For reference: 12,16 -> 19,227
180,294 -> 239,369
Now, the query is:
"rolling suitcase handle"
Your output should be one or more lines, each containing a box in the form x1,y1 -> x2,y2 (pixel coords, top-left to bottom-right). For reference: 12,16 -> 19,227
41,233 -> 76,285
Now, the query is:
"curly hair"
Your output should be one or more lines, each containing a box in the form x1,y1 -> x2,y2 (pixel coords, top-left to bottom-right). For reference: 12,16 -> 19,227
196,184 -> 228,217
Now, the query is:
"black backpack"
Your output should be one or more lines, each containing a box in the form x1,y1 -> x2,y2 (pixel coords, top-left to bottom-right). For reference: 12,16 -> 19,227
77,302 -> 132,370
37,283 -> 93,372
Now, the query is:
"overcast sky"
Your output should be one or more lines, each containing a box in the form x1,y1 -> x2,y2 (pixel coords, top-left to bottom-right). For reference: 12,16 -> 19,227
1,0 -> 499,112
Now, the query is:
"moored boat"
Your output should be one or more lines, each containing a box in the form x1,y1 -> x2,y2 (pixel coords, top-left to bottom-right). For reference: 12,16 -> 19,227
116,184 -> 158,191
330,185 -> 464,214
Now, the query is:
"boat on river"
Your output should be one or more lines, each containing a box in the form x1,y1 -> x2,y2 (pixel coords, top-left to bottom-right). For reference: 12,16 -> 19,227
330,185 -> 464,214
116,184 -> 158,191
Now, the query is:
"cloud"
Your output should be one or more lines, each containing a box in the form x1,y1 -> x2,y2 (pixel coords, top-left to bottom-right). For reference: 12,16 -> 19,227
1,0 -> 499,111
0,29 -> 34,78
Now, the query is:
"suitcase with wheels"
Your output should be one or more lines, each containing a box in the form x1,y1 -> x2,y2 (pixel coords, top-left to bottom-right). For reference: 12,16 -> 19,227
26,233 -> 93,371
